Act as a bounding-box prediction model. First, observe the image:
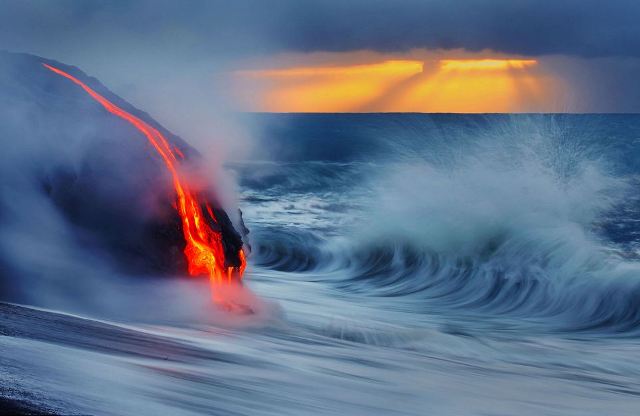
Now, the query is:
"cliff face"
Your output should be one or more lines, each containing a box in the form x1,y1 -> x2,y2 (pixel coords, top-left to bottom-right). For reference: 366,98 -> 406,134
0,51 -> 244,291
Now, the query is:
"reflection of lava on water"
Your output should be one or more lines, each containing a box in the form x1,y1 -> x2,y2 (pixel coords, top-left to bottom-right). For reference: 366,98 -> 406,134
43,63 -> 246,303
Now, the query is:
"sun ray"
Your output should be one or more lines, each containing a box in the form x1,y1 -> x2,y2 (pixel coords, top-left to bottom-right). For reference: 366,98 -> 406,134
232,57 -> 555,113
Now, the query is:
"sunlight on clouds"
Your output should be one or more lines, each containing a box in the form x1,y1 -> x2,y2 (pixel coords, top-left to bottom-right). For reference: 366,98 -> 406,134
232,56 -> 561,113
237,60 -> 424,78
439,59 -> 537,71
234,60 -> 424,112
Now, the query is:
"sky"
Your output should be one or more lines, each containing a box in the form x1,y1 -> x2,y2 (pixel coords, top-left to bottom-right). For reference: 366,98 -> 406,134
1,0 -> 640,129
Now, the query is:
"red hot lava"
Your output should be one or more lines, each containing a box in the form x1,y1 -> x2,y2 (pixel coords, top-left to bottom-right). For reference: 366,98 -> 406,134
43,63 -> 246,303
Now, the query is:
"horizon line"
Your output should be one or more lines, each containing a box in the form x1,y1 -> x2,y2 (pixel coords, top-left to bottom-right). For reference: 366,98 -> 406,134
241,111 -> 640,115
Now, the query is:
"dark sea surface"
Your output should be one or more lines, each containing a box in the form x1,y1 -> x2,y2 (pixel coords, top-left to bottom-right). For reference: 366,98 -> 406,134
4,113 -> 640,415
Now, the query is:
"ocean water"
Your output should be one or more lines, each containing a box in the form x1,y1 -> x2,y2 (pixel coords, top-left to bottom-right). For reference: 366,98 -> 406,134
4,114 -> 640,415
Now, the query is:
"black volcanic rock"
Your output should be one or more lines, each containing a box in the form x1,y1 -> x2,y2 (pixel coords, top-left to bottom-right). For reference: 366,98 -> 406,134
0,51 -> 245,284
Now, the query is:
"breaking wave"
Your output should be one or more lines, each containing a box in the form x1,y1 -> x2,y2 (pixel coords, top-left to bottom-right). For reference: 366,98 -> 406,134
248,115 -> 640,335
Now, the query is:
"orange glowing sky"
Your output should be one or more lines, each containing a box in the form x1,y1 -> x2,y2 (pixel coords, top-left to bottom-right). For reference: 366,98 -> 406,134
232,54 -> 563,113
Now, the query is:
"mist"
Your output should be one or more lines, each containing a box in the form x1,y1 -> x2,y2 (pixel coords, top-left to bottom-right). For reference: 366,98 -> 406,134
3,3 -> 640,415
0,52 -> 262,322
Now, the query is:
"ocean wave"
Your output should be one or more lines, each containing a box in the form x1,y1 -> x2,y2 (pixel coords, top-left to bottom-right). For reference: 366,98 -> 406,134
247,119 -> 640,334
252,225 -> 640,334
251,227 -> 333,272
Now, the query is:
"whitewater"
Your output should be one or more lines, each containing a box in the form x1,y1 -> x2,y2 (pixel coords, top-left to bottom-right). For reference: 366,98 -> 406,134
4,105 -> 640,413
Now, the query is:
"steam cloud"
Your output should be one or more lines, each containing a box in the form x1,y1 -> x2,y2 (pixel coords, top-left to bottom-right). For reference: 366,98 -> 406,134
0,51 -> 255,322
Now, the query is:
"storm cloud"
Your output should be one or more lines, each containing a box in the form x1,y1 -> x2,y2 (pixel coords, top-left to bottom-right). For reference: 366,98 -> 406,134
1,0 -> 639,59
2,1 -> 640,114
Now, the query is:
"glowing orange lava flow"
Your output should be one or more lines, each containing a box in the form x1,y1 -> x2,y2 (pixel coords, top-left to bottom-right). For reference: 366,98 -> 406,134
43,63 -> 246,297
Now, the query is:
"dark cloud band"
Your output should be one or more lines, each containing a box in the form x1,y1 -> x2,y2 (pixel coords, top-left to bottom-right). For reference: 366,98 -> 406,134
1,0 -> 640,58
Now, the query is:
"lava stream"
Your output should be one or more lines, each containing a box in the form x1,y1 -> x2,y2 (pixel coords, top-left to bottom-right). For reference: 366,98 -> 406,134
43,63 -> 246,301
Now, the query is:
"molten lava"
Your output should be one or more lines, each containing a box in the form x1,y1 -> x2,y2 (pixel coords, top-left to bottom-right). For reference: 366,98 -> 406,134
43,63 -> 246,301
